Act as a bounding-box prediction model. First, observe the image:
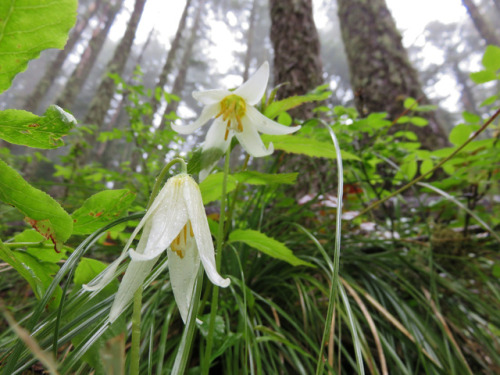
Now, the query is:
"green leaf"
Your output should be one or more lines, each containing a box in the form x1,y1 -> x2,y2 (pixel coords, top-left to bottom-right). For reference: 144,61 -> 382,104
263,90 -> 331,119
470,70 -> 496,84
0,241 -> 62,310
261,134 -> 360,160
199,173 -> 238,204
0,105 -> 76,148
232,171 -> 298,185
71,190 -> 136,235
482,45 -> 500,71
420,159 -> 434,176
409,116 -> 428,126
0,159 -> 72,251
229,229 -> 314,267
277,111 -> 292,126
480,94 -> 498,107
0,0 -> 78,93
449,124 -> 476,146
403,97 -> 417,109
462,111 -> 481,124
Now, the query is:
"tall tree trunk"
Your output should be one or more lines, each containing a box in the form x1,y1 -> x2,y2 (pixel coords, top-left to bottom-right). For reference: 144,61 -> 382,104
159,0 -> 205,130
451,59 -> 478,115
462,0 -> 500,46
23,1 -> 99,112
493,0 -> 500,14
83,0 -> 147,130
269,0 -> 323,119
56,0 -> 123,110
149,0 -> 193,122
243,0 -> 258,81
337,0 -> 447,149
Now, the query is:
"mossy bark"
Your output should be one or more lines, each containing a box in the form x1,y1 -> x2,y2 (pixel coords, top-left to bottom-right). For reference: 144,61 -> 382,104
269,0 -> 323,119
337,0 -> 448,149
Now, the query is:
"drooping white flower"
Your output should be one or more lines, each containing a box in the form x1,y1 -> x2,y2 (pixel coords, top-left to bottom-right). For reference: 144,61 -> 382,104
171,62 -> 300,179
108,173 -> 230,323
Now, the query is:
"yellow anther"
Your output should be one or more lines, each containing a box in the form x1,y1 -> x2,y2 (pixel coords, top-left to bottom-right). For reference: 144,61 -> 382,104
217,95 -> 246,137
171,221 -> 195,259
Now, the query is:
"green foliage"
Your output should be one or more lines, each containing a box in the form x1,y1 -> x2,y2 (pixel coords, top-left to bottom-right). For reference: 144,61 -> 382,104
0,159 -> 72,251
71,190 -> 136,235
0,105 -> 76,148
229,229 -> 314,267
0,0 -> 78,93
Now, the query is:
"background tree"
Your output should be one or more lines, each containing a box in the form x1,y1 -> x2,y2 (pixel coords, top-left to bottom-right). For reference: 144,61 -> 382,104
461,0 -> 500,46
82,0 -> 147,130
269,0 -> 323,119
337,0 -> 448,149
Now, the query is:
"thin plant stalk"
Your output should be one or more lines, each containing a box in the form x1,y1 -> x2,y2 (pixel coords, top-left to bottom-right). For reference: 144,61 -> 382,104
202,146 -> 231,374
129,157 -> 187,375
315,122 -> 348,375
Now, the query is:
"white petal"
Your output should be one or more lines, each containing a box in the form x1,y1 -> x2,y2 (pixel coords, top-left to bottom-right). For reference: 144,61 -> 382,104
193,89 -> 230,105
171,104 -> 219,134
245,106 -> 301,135
83,251 -> 129,291
109,254 -> 160,322
236,120 -> 274,157
234,62 -> 269,105
199,120 -> 232,181
183,176 -> 230,288
140,176 -> 189,258
167,238 -> 200,323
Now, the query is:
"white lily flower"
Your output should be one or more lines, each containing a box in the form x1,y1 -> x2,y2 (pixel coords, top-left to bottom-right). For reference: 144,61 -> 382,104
108,173 -> 230,323
171,62 -> 301,180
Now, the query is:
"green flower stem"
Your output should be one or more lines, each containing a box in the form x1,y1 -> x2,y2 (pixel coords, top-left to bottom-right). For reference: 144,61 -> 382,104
130,286 -> 143,375
130,157 -> 187,375
356,107 -> 500,219
202,146 -> 231,374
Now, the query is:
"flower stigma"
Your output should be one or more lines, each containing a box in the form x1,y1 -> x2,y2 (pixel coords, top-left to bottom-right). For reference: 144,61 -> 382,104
171,221 -> 194,259
215,94 -> 247,140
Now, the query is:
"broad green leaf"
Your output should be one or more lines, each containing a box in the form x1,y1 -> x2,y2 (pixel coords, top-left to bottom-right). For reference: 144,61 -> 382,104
480,94 -> 498,107
403,97 -> 417,109
449,124 -> 476,146
14,229 -> 66,263
482,45 -> 500,71
470,70 -> 496,84
0,0 -> 78,93
420,159 -> 434,176
71,189 -> 136,235
261,134 -> 360,160
395,155 -> 417,181
0,105 -> 76,148
0,159 -> 72,251
264,90 -> 331,119
229,229 -> 314,267
199,173 -> 238,204
277,111 -> 292,125
0,241 -> 62,310
233,171 -> 298,185
462,111 -> 481,124
409,116 -> 428,126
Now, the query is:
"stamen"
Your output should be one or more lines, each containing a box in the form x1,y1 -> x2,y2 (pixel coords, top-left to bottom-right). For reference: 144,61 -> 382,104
224,127 -> 230,141
236,117 -> 243,132
183,225 -> 187,243
189,222 -> 194,237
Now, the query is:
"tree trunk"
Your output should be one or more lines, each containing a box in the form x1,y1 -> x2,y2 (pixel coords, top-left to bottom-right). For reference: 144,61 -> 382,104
269,0 -> 323,119
451,59 -> 479,115
56,0 -> 123,111
23,1 -> 99,112
159,0 -> 205,130
462,0 -> 500,46
243,0 -> 258,81
337,0 -> 448,149
83,0 -> 147,129
149,0 -> 193,122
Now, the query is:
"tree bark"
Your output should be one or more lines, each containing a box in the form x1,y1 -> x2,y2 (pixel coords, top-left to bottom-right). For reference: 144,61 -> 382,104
159,0 -> 205,130
83,0 -> 147,129
56,0 -> 123,111
462,0 -> 500,46
337,0 -> 448,149
23,1 -> 99,112
269,0 -> 323,119
243,0 -> 258,81
149,0 -> 193,122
